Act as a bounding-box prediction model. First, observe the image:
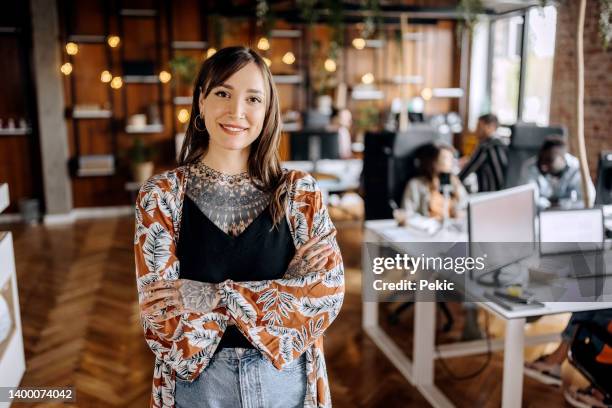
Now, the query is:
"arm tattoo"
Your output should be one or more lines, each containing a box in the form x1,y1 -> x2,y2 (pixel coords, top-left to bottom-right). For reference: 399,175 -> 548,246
178,280 -> 223,313
285,254 -> 311,279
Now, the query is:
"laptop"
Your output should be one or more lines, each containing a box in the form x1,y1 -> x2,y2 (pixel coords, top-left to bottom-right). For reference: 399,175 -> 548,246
531,208 -> 610,278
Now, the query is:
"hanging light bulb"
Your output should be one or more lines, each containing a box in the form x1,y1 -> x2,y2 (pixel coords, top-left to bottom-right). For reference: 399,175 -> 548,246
159,70 -> 172,83
421,87 -> 433,101
206,48 -> 217,58
324,59 -> 337,72
282,51 -> 295,65
107,35 -> 121,48
263,57 -> 271,67
352,38 -> 366,50
110,76 -> 123,89
177,109 -> 190,124
65,42 -> 79,55
60,62 -> 73,75
361,72 -> 374,85
100,70 -> 112,83
257,37 -> 270,51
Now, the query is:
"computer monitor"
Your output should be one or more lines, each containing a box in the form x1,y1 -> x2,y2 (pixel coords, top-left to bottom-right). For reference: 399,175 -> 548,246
595,151 -> 612,205
302,110 -> 330,130
539,208 -> 604,255
468,184 -> 536,275
289,130 -> 340,161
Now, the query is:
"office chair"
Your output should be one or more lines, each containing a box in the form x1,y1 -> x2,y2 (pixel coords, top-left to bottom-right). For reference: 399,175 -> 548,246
504,123 -> 567,188
595,151 -> 612,205
361,124 -> 455,330
362,124 -> 452,220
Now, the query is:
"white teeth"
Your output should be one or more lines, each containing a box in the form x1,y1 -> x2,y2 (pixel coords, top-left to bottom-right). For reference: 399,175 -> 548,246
221,124 -> 246,132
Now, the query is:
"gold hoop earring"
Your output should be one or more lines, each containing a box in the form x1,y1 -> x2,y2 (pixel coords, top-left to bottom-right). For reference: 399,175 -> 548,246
194,114 -> 206,132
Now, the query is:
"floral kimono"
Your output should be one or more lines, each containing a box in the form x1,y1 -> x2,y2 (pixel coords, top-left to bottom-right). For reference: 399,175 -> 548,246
134,165 -> 345,408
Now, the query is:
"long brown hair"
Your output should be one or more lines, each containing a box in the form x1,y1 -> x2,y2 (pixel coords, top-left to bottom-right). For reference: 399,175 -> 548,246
178,46 -> 288,225
415,142 -> 456,185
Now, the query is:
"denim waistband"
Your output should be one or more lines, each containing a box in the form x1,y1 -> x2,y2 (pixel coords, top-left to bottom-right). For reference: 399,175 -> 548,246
212,347 -> 261,362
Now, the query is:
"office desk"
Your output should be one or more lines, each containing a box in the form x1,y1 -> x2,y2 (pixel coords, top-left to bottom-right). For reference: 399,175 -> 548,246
362,219 -> 612,408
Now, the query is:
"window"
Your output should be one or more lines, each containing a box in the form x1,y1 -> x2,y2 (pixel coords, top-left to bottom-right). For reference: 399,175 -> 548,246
521,6 -> 557,125
490,15 -> 523,125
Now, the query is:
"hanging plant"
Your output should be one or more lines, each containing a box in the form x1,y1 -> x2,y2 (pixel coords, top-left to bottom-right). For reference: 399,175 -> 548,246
169,56 -> 197,86
256,0 -> 276,38
361,0 -> 382,39
325,0 -> 345,49
537,0 -> 611,51
297,0 -> 318,30
600,0 -> 612,50
456,0 -> 484,47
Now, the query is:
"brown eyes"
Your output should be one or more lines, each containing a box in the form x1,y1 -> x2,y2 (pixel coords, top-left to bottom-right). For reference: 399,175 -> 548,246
214,91 -> 262,104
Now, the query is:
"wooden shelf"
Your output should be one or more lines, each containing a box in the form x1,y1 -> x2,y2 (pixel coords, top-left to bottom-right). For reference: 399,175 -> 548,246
76,168 -> 115,177
390,75 -> 423,85
282,122 -> 301,132
273,74 -> 302,85
67,34 -> 106,44
119,9 -> 157,17
123,75 -> 160,84
0,128 -> 31,136
171,41 -> 207,50
173,96 -> 193,105
270,29 -> 301,38
72,109 -> 113,119
125,124 -> 164,134
351,89 -> 384,100
0,27 -> 19,34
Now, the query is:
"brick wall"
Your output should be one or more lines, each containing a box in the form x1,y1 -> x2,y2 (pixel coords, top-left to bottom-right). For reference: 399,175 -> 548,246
549,1 -> 612,178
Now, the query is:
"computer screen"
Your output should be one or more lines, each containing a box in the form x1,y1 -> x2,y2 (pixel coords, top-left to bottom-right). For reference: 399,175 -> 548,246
539,208 -> 604,254
468,184 -> 536,274
289,131 -> 340,161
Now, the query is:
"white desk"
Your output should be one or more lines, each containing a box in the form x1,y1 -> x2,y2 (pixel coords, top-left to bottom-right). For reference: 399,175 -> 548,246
362,219 -> 612,408
0,185 -> 25,406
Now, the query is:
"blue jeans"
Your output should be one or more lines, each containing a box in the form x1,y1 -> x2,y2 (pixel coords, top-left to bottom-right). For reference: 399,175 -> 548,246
174,348 -> 307,408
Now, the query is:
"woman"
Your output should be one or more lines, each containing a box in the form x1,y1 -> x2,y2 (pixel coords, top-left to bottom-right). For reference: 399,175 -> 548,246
134,46 -> 344,408
402,142 -> 467,222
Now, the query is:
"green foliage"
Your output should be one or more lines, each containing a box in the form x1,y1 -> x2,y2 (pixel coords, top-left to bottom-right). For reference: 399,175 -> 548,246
169,56 -> 197,86
127,137 -> 156,164
456,0 -> 484,47
354,103 -> 380,132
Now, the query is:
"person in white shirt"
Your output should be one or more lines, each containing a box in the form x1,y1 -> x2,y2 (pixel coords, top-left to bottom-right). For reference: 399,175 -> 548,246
521,137 -> 595,209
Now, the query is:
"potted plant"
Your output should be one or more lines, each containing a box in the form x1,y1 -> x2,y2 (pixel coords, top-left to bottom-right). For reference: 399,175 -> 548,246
128,137 -> 156,184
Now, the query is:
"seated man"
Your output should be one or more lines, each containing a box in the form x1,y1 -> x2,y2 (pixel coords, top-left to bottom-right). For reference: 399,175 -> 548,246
521,137 -> 595,209
459,113 -> 508,192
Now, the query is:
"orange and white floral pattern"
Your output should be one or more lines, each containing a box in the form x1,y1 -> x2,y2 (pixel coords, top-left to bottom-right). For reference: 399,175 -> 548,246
134,165 -> 345,408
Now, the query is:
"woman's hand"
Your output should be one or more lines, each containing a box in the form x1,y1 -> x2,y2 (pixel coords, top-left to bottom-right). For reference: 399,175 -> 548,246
140,279 -> 223,322
285,230 -> 336,278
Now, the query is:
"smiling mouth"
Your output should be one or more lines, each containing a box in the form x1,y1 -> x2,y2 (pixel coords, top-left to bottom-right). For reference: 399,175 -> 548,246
219,123 -> 249,134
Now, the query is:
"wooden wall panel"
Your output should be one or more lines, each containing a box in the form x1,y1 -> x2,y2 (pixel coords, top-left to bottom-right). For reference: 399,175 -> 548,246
57,2 -> 460,208
0,8 -> 42,214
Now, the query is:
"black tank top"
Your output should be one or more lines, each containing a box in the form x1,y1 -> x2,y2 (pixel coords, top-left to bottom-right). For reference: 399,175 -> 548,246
177,195 -> 295,349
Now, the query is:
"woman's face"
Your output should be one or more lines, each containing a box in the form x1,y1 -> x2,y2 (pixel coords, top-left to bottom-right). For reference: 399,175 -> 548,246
435,148 -> 454,174
199,62 -> 267,153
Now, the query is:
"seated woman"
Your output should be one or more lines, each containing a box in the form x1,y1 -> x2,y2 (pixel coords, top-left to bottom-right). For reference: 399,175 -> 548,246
402,143 -> 468,225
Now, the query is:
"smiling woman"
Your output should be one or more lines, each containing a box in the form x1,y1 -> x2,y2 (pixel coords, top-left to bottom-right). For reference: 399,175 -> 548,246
134,46 -> 345,408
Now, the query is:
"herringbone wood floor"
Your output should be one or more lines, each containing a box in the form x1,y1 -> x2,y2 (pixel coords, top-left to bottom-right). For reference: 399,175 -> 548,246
4,215 -> 585,407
